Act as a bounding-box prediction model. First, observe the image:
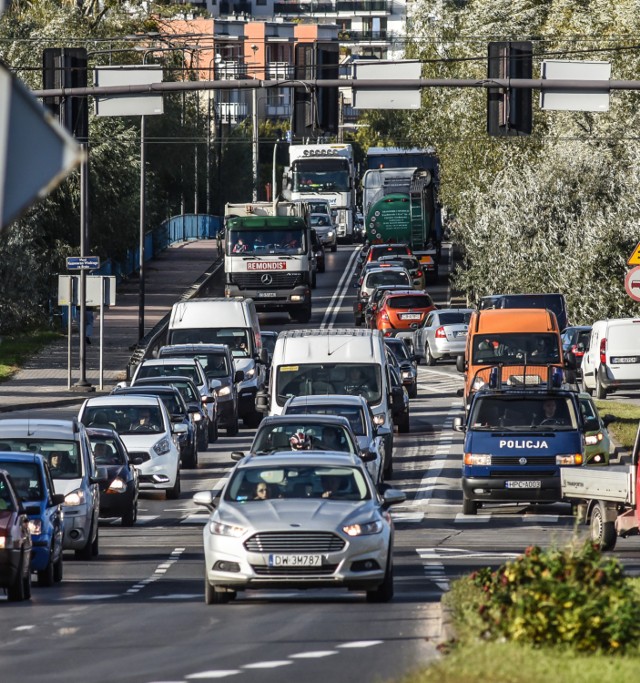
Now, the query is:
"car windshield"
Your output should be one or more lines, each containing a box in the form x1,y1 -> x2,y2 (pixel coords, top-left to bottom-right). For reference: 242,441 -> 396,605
82,405 -> 165,436
365,271 -> 410,288
371,246 -> 409,260
226,465 -> 370,502
438,311 -> 472,325
0,440 -> 82,480
472,333 -> 561,365
469,396 -> 578,430
386,295 -> 433,309
285,405 -> 366,436
292,158 -> 351,192
190,353 -> 229,379
252,424 -> 355,454
227,228 -> 306,256
310,215 -> 331,227
308,202 -> 331,214
261,334 -> 277,356
386,341 -> 411,362
137,364 -> 200,385
136,380 -> 199,404
168,328 -> 251,358
89,437 -> 127,466
276,363 -> 382,407
0,462 -> 42,501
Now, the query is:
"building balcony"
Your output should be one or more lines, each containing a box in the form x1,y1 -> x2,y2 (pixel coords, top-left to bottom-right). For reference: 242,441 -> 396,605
273,1 -> 390,15
267,62 -> 295,80
338,29 -> 388,42
215,61 -> 248,80
265,103 -> 291,118
219,1 -> 253,14
219,101 -> 249,124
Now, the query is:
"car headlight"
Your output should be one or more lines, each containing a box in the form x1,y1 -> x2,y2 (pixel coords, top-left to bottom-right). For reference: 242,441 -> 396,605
556,453 -> 583,465
243,367 -> 256,380
28,519 -> 42,535
343,520 -> 383,536
192,412 -> 202,422
472,377 -> 487,391
64,488 -> 85,506
327,231 -> 334,238
209,521 -> 246,537
372,414 -> 385,427
401,370 -> 412,379
464,453 -> 491,466
107,477 -> 127,493
0,536 -> 6,548
153,438 -> 171,456
217,386 -> 231,397
585,433 -> 604,446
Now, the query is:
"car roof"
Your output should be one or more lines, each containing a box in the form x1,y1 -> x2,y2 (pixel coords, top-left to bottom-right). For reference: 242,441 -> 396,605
140,358 -> 202,366
134,375 -> 198,386
434,308 -> 475,315
381,289 -> 426,299
82,395 -> 161,407
160,343 -> 230,354
259,414 -> 353,428
285,394 -> 368,408
115,386 -> 181,396
0,419 -> 83,440
0,452 -> 44,466
237,452 -> 364,469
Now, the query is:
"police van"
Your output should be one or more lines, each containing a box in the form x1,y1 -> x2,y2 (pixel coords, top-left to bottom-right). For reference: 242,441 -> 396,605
453,365 -> 585,515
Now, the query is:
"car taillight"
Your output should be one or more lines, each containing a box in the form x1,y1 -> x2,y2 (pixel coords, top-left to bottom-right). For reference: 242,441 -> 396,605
435,326 -> 446,339
416,270 -> 422,277
600,338 -> 607,364
357,302 -> 363,311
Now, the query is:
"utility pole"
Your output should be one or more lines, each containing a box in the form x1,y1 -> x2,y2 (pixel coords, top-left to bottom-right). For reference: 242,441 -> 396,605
252,87 -> 259,202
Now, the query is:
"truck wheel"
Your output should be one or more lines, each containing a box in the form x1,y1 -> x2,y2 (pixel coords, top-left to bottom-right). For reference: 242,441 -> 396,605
595,376 -> 607,400
462,496 -> 478,515
590,502 -> 616,551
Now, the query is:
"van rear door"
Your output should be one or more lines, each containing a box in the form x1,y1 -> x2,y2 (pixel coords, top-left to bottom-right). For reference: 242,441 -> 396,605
606,320 -> 640,379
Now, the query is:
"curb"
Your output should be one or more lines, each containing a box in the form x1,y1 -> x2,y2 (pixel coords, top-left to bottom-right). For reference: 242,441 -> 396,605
0,397 -> 91,413
438,601 -> 456,645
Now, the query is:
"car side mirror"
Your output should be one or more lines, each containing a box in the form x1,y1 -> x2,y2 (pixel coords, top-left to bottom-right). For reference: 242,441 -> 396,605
382,487 -> 406,509
51,494 -> 66,506
230,451 -> 245,462
359,449 -> 377,463
172,423 -> 188,435
255,391 -> 270,414
453,416 -> 465,432
234,369 -> 245,383
456,387 -> 465,397
602,414 -> 616,427
187,403 -> 201,413
193,490 -> 216,510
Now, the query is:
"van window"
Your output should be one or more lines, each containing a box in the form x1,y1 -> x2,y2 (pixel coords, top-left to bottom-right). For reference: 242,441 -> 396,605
1,462 -> 42,501
276,363 -> 382,407
386,294 -> 433,309
470,396 -> 578,430
0,439 -> 82,480
286,404 -> 366,435
169,329 -> 250,358
472,333 -> 560,365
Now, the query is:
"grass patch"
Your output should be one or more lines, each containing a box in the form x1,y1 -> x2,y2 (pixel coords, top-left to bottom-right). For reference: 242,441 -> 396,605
595,400 -> 640,450
0,331 -> 62,382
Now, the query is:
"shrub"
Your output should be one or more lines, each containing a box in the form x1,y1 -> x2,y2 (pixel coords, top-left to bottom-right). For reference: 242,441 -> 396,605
464,541 -> 640,654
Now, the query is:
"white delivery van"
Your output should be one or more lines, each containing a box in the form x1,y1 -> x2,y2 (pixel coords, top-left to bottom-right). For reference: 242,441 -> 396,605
256,328 -> 397,477
167,298 -> 266,426
581,318 -> 640,399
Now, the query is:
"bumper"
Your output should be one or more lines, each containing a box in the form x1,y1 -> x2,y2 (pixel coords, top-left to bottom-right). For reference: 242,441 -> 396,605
99,489 -> 135,517
61,502 -> 93,550
136,452 -> 179,491
462,475 -> 562,503
431,340 -> 466,359
599,364 -> 640,391
204,535 -> 389,592
226,284 -> 310,311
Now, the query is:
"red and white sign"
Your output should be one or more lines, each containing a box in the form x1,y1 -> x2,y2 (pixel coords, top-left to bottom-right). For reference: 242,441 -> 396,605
247,261 -> 286,271
624,266 -> 640,302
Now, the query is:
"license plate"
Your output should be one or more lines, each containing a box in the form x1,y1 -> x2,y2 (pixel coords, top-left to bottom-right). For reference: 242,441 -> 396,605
401,314 -> 421,320
505,480 -> 542,489
454,330 -> 467,338
268,554 -> 322,567
611,356 -> 638,364
257,292 -> 277,298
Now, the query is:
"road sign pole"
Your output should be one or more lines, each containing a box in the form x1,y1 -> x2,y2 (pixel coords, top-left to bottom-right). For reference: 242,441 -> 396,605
99,276 -> 105,391
138,114 -> 146,342
67,277 -> 73,389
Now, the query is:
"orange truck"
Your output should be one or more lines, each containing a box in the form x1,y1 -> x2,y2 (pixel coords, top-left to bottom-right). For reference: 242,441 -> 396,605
461,308 -> 564,408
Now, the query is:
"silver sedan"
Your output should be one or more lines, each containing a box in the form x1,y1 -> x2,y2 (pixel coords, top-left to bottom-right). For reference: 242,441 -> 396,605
194,452 -> 405,604
412,308 -> 474,367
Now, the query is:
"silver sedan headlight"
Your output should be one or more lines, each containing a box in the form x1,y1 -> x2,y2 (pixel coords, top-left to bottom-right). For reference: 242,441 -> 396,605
343,520 -> 384,536
209,521 -> 246,537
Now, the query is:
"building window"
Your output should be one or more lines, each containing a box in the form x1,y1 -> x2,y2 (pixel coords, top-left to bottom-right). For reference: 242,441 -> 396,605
267,44 -> 292,63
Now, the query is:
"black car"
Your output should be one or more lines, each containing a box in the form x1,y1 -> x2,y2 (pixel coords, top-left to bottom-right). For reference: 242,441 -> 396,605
311,228 -> 325,273
112,385 -> 199,468
0,469 -> 32,601
385,337 -> 418,398
86,428 -> 139,526
388,365 -> 410,434
131,376 -> 213,450
158,344 -> 241,437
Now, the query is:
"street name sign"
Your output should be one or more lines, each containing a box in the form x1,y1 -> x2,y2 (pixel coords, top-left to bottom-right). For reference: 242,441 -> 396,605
67,256 -> 100,270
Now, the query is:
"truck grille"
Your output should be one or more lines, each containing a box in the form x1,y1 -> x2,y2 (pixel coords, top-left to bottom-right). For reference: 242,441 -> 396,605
491,470 -> 557,478
232,272 -> 303,289
492,456 -> 558,466
244,532 -> 345,553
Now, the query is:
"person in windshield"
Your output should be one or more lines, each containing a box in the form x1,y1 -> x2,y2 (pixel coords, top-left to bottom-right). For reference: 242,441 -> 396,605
537,399 -> 567,425
131,408 -> 161,432
345,367 -> 370,396
254,483 -> 269,500
232,238 -> 248,254
283,232 -> 299,249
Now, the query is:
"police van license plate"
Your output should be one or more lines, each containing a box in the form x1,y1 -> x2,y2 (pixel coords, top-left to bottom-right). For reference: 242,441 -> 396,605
506,481 -> 541,489
269,554 -> 322,567
257,292 -> 277,298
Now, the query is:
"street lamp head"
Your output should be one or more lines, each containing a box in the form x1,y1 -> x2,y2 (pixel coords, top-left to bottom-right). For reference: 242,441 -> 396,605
251,44 -> 258,53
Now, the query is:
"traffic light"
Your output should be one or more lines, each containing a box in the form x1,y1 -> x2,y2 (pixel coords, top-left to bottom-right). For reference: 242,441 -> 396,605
42,47 -> 88,140
487,41 -> 532,136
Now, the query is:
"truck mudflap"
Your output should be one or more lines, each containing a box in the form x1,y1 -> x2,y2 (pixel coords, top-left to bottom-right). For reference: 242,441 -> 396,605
462,475 -> 562,503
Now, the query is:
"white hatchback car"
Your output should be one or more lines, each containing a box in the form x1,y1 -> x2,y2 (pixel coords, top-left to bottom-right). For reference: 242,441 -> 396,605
78,395 -> 186,499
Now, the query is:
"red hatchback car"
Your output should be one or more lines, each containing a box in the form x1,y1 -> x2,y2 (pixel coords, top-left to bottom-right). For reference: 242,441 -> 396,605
373,290 -> 436,337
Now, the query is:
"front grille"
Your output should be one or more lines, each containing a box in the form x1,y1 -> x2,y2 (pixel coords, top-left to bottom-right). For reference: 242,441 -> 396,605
252,564 -> 339,576
244,532 -> 345,553
128,452 -> 150,465
232,272 -> 303,289
492,456 -> 558,466
491,470 -> 557,478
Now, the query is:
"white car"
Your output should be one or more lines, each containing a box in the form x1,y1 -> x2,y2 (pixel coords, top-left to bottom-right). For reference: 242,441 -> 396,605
78,395 -> 186,499
194,452 -> 405,604
310,213 -> 337,252
282,394 -> 385,484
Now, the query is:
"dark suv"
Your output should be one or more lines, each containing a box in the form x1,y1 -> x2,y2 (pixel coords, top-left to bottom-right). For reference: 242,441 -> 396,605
158,344 -> 243,437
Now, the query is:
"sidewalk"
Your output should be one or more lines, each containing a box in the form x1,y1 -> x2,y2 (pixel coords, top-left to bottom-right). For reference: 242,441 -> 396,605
0,240 -> 220,412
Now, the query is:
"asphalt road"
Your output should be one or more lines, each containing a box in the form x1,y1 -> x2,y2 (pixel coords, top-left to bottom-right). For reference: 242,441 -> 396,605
3,245 -> 640,683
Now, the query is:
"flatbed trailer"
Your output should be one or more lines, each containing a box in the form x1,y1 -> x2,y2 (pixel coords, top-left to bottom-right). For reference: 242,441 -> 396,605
560,422 -> 640,550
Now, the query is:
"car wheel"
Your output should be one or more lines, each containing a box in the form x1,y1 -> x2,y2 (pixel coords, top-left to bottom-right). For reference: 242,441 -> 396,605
53,554 -> 64,583
398,413 -> 410,433
205,576 -> 235,605
456,355 -> 466,373
37,552 -> 55,587
366,553 -> 394,603
227,416 -> 240,437
7,551 -> 29,602
355,316 -> 362,327
183,442 -> 198,469
425,343 -> 436,366
23,566 -> 32,600
75,519 -> 95,561
166,471 -> 181,500
311,271 -> 317,289
590,502 -> 616,551
208,418 -> 219,443
408,383 -> 418,399
383,458 -> 393,480
91,527 -> 99,558
595,375 -> 607,400
462,496 -> 478,516
121,499 -> 138,527
331,243 -> 337,253
244,411 -> 262,428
